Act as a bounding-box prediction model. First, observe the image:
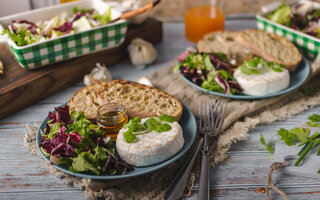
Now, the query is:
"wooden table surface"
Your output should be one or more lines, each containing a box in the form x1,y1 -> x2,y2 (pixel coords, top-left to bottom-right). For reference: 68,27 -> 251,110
1,16 -> 320,200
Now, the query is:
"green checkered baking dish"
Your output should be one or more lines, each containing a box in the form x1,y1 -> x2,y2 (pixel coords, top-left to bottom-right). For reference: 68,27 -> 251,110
7,22 -> 127,69
256,15 -> 320,59
0,0 -> 128,69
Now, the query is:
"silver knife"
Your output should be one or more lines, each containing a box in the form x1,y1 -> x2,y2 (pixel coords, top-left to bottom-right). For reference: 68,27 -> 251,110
165,138 -> 204,200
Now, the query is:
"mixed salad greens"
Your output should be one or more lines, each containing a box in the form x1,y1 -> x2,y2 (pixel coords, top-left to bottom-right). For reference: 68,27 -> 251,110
2,6 -> 112,46
266,2 -> 320,38
40,105 -> 133,175
174,49 -> 243,95
260,113 -> 320,172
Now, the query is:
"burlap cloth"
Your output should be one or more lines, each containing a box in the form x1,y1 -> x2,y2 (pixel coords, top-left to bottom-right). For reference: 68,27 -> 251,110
24,56 -> 320,199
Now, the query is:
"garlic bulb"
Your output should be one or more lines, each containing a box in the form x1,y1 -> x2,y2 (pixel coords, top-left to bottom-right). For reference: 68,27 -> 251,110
127,38 -> 157,69
121,0 -> 150,24
83,63 -> 112,86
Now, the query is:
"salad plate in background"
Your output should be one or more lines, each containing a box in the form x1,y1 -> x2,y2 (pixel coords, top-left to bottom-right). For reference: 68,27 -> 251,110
175,50 -> 310,100
36,103 -> 197,180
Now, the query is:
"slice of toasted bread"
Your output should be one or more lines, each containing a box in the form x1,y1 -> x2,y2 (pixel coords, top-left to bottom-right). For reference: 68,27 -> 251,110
68,79 -> 183,121
197,31 -> 253,66
237,29 -> 302,71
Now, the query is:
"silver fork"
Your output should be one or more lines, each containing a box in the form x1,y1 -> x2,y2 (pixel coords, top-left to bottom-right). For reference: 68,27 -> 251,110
198,100 -> 226,200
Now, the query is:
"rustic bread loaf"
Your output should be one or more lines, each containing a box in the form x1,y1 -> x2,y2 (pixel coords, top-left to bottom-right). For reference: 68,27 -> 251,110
197,30 -> 253,66
68,79 -> 183,121
237,29 -> 302,71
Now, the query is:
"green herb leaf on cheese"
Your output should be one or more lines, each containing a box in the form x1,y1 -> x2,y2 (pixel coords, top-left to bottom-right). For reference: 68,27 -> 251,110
158,114 -> 176,123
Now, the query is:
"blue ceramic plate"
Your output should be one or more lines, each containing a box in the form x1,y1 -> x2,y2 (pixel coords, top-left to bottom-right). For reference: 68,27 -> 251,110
181,56 -> 310,100
36,103 -> 196,180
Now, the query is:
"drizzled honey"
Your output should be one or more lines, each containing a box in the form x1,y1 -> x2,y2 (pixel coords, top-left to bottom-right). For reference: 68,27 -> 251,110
96,103 -> 128,138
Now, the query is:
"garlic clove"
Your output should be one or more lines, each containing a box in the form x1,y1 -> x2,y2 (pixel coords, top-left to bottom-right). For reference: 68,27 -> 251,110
128,38 -> 157,68
83,63 -> 112,86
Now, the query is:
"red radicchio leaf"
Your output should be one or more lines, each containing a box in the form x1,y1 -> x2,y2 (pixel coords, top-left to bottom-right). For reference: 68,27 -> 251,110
228,81 -> 243,91
12,20 -> 37,34
178,51 -> 190,62
210,54 -> 230,71
53,22 -> 73,33
67,132 -> 82,145
50,143 -> 66,157
64,143 -> 75,157
48,105 -> 70,124
215,74 -> 230,94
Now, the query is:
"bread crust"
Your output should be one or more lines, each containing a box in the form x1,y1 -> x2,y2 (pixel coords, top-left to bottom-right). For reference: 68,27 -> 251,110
68,79 -> 183,121
237,29 -> 302,71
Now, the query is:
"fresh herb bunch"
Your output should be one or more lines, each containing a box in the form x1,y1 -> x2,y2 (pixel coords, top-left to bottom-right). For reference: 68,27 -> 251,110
40,105 -> 133,175
260,114 -> 320,172
123,114 -> 177,143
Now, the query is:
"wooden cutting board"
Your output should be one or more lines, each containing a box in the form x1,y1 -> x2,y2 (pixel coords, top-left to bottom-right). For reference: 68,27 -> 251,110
0,18 -> 162,120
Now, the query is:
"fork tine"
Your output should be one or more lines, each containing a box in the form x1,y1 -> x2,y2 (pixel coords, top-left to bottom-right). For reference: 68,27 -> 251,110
206,101 -> 210,129
210,99 -> 217,127
199,101 -> 203,130
209,100 -> 214,128
216,102 -> 226,132
214,100 -> 223,127
213,100 -> 221,126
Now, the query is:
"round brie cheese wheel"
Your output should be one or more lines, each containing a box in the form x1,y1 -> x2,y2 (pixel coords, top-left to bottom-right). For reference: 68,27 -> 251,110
234,67 -> 290,96
116,118 -> 184,167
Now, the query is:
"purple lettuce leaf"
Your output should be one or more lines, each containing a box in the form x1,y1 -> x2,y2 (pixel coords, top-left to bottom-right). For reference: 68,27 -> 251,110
53,22 -> 73,33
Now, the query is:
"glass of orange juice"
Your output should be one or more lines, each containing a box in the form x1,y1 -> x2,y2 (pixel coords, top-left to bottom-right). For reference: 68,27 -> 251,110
185,6 -> 225,43
60,0 -> 78,3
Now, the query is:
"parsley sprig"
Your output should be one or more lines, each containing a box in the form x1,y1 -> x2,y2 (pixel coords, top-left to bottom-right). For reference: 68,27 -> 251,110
260,114 -> 320,172
123,114 -> 177,143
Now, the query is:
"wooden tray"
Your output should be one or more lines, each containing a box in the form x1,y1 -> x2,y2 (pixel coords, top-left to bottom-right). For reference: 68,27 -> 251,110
0,18 -> 162,120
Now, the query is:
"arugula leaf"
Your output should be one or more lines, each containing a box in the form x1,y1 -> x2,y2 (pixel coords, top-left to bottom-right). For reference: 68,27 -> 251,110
71,152 -> 100,175
2,29 -> 36,46
92,7 -> 112,25
214,52 -> 228,61
93,145 -> 108,168
72,6 -> 92,14
266,2 -> 291,26
48,122 -> 61,139
218,70 -> 236,81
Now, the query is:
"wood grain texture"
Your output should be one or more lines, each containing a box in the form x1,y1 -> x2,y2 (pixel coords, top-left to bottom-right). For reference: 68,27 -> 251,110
1,18 -> 320,200
0,18 -> 162,120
